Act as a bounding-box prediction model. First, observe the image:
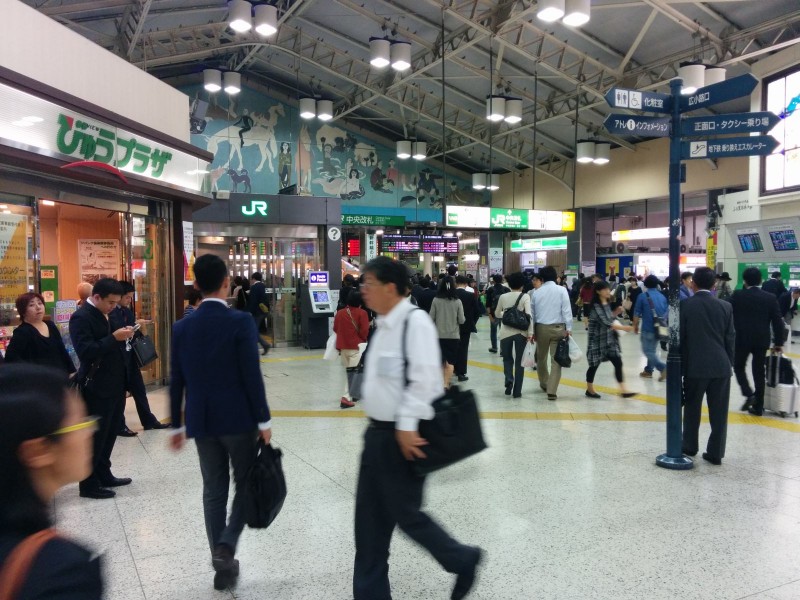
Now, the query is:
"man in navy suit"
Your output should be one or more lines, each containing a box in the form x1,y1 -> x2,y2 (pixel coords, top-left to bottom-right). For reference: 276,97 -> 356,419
169,254 -> 273,591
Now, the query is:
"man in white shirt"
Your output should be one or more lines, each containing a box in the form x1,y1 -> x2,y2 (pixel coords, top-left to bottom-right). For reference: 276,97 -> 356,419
531,266 -> 574,400
355,256 -> 482,600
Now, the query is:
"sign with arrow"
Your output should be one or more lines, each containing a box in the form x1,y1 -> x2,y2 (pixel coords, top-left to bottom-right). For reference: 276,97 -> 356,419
679,73 -> 758,112
681,135 -> 779,160
681,111 -> 781,136
605,87 -> 672,113
604,114 -> 671,137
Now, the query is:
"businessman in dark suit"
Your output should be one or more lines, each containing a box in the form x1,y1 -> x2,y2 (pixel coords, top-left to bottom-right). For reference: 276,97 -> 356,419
680,267 -> 735,465
454,275 -> 481,382
727,267 -> 784,416
170,254 -> 273,591
247,272 -> 271,355
69,278 -> 135,499
762,271 -> 788,298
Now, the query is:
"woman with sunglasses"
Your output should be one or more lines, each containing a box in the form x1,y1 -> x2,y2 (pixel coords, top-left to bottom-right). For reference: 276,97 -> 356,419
0,364 -> 103,599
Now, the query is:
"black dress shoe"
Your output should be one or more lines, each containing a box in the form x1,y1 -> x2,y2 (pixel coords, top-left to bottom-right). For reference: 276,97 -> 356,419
213,559 -> 239,591
702,452 -> 722,465
261,343 -> 271,356
512,393 -> 522,399
682,448 -> 698,457
118,426 -> 138,437
585,391 -> 601,399
747,406 -> 763,416
79,487 -> 116,499
488,347 -> 497,354
504,382 -> 513,396
457,375 -> 469,382
144,421 -> 171,430
99,476 -> 132,487
452,547 -> 482,600
741,395 -> 755,412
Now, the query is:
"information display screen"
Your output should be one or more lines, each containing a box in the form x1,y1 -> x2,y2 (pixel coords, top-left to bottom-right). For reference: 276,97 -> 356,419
312,290 -> 330,303
346,238 -> 361,257
381,235 -> 421,252
422,235 -> 458,253
768,229 -> 799,251
737,232 -> 764,253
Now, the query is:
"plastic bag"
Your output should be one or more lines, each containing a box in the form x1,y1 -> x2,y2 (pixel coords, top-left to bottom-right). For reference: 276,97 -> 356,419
522,342 -> 537,369
323,333 -> 338,360
568,336 -> 583,363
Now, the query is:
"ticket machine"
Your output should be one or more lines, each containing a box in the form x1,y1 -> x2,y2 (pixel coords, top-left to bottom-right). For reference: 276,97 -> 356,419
300,271 -> 334,348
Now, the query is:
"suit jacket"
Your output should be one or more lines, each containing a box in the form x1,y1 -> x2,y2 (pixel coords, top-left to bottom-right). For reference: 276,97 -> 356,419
727,286 -> 783,349
762,278 -> 787,298
680,291 -> 735,379
247,281 -> 268,317
778,291 -> 798,319
69,303 -> 127,396
170,299 -> 270,438
456,288 -> 480,334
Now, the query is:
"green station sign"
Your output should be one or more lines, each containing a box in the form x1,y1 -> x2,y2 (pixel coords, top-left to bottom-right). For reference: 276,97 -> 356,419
510,236 -> 568,252
490,208 -> 528,230
342,214 -> 406,227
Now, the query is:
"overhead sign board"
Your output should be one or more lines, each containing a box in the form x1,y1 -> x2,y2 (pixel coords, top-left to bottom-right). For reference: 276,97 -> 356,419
490,208 -> 528,230
680,111 -> 781,136
681,136 -> 779,160
510,237 -> 568,252
308,271 -> 329,287
679,73 -> 758,112
605,88 -> 672,113
604,114 -> 671,137
612,227 -> 670,241
445,206 -> 575,232
342,214 -> 405,227
446,206 -> 490,229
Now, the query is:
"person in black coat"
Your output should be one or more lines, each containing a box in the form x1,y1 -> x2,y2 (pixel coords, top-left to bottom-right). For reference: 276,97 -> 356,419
69,278 -> 135,499
454,275 -> 481,382
0,365 -> 104,598
762,271 -> 788,299
247,272 -> 271,355
680,267 -> 736,465
778,287 -> 799,343
727,267 -> 784,416
4,292 -> 75,375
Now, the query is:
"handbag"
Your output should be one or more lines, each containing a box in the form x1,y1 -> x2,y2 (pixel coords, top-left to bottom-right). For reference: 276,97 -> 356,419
70,358 -> 101,393
645,292 -> 669,342
0,528 -> 59,600
244,440 -> 287,529
501,292 -> 531,331
554,336 -> 572,368
402,310 -> 487,476
130,333 -> 158,368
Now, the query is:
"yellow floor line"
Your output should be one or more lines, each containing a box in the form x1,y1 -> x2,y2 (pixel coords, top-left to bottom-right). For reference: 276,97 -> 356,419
262,354 -> 324,363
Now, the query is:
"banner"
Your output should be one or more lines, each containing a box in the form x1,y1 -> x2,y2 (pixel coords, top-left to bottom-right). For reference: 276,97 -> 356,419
0,214 -> 29,317
78,239 -> 120,284
183,221 -> 195,284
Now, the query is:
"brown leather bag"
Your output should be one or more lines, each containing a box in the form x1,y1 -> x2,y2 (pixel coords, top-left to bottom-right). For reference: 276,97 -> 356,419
0,528 -> 58,600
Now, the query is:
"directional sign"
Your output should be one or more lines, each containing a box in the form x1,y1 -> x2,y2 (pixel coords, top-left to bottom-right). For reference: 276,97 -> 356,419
605,87 -> 672,113
604,114 -> 671,137
681,111 -> 781,136
680,135 -> 779,160
679,73 -> 758,112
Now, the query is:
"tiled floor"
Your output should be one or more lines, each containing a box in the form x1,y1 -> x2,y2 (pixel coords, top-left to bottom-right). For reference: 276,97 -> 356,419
53,319 -> 800,599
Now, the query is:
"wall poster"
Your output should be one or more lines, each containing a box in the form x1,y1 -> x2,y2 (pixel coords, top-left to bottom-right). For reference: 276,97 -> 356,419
183,221 -> 195,284
78,239 -> 120,284
0,213 -> 29,322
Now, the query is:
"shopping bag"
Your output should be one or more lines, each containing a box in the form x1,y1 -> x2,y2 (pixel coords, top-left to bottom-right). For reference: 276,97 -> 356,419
323,333 -> 338,360
244,441 -> 287,529
554,337 -> 572,368
521,342 -> 537,369
568,336 -> 583,363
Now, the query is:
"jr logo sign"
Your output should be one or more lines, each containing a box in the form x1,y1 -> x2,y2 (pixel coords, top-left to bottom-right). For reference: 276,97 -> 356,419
241,200 -> 268,217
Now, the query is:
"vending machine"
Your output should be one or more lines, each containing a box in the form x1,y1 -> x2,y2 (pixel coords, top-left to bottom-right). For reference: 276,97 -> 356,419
300,271 -> 334,348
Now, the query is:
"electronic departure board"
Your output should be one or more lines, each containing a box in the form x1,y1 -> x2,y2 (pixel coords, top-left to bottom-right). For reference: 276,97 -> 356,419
422,235 -> 458,253
346,238 -> 361,257
381,234 -> 421,252
737,232 -> 764,253
768,229 -> 799,251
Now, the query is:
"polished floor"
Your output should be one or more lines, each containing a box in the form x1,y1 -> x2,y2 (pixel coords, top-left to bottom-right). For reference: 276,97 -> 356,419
53,318 -> 800,600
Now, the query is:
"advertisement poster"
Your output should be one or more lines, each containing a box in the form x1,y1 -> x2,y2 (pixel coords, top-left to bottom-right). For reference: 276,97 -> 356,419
706,232 -> 718,269
78,239 -> 120,284
40,265 -> 58,312
54,300 -> 79,369
0,213 -> 29,319
183,221 -> 195,284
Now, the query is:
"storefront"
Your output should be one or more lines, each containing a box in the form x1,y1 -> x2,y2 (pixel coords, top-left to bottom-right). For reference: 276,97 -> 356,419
192,193 -> 341,347
0,68 -> 212,384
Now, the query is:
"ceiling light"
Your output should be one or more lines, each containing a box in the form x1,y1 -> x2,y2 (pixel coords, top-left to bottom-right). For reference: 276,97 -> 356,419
487,174 -> 500,191
537,0 -> 565,22
472,173 -> 487,190
504,98 -> 523,124
678,62 -> 705,95
228,0 -> 252,33
12,120 -> 34,127
223,71 -> 241,94
704,66 -> 726,86
22,116 -> 43,123
41,200 -> 55,206
396,140 -> 412,159
203,69 -> 222,92
299,97 -> 316,119
370,37 -> 391,68
254,4 -> 277,36
459,238 -> 480,245
593,142 -> 610,165
316,99 -> 333,121
412,141 -> 426,160
376,229 -> 384,235
462,254 -> 480,261
563,0 -> 590,27
390,41 -> 411,71
486,96 -> 506,122
576,140 -> 596,163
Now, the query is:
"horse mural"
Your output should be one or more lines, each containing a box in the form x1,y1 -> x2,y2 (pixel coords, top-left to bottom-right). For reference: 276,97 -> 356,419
205,104 -> 286,173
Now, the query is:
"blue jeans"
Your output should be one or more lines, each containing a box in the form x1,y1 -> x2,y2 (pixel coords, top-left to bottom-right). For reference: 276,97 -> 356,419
641,330 -> 666,373
490,319 -> 500,350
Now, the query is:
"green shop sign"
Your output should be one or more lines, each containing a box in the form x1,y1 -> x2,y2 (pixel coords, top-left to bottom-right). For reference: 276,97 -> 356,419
510,237 -> 568,252
490,208 -> 528,230
342,214 -> 406,227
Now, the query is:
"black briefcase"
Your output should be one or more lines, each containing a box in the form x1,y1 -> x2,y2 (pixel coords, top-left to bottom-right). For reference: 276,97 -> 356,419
412,386 -> 487,477
244,440 -> 287,529
131,334 -> 158,368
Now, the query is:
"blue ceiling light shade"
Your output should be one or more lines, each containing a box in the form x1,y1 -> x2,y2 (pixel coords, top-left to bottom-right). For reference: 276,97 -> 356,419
563,0 -> 590,27
254,4 -> 277,36
203,69 -> 222,92
537,0 -> 565,22
370,37 -> 391,68
228,0 -> 252,33
390,41 -> 412,71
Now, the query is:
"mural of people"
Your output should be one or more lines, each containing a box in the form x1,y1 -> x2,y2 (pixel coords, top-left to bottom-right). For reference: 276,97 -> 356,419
278,141 -> 292,189
298,125 -> 312,194
417,168 -> 440,206
341,168 -> 365,200
232,110 -> 253,148
370,161 -> 391,193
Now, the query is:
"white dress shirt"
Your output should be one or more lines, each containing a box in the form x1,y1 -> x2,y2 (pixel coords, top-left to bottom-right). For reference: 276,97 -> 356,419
531,281 -> 573,331
362,298 -> 441,431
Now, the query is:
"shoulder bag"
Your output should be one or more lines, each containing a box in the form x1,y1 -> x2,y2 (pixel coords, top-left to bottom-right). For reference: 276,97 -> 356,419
244,440 -> 287,529
645,292 -> 669,342
501,292 -> 531,331
402,309 -> 487,476
0,528 -> 59,600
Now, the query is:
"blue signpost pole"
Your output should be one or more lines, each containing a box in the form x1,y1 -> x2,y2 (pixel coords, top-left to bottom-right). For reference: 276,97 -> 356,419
657,77 -> 694,470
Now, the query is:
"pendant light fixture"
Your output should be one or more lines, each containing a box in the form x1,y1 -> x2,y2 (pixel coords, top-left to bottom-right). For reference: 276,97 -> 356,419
704,66 -> 726,86
396,140 -> 412,159
593,142 -> 610,165
487,174 -> 500,191
471,173 -> 487,190
369,37 -> 391,68
678,62 -> 705,95
537,0 -> 565,22
504,98 -> 523,124
390,41 -> 412,71
576,140 -> 596,164
228,0 -> 252,33
299,97 -> 316,119
316,99 -> 333,121
563,0 -> 591,27
223,71 -> 241,94
254,4 -> 278,36
203,69 -> 222,92
486,96 -> 506,122
412,141 -> 427,160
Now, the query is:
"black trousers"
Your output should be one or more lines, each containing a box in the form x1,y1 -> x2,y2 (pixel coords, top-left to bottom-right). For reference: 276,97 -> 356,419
500,334 -> 527,396
121,366 -> 158,429
81,389 -> 125,488
353,426 -> 472,600
682,376 -> 731,459
586,356 -> 624,384
454,329 -> 471,376
253,313 -> 270,351
734,345 -> 768,411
